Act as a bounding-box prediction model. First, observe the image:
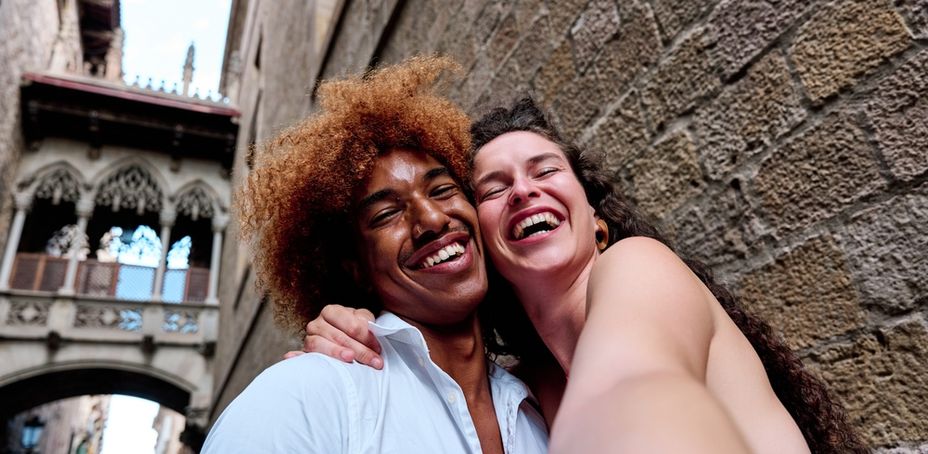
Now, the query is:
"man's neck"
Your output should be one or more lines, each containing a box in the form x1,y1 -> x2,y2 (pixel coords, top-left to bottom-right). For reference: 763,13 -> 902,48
400,314 -> 490,396
398,313 -> 505,454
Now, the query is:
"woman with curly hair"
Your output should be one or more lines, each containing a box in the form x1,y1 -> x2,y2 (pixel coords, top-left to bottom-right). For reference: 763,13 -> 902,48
296,86 -> 864,452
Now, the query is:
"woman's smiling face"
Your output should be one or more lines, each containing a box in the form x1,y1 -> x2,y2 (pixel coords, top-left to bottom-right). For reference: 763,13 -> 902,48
472,131 -> 599,285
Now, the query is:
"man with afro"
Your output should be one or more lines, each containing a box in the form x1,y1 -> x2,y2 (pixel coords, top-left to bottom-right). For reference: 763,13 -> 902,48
202,56 -> 548,453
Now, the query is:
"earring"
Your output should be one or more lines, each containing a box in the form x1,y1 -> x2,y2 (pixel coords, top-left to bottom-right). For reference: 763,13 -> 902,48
595,218 -> 609,252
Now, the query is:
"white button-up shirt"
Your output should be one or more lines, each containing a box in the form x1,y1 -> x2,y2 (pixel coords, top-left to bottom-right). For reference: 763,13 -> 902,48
203,312 -> 549,453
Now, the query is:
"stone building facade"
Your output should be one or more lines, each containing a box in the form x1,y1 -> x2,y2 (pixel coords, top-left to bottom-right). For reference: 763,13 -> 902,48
215,0 -> 928,450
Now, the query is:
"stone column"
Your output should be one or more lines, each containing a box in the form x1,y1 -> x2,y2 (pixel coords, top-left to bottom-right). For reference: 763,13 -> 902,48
205,214 -> 228,304
0,193 -> 34,291
151,208 -> 176,302
58,195 -> 94,295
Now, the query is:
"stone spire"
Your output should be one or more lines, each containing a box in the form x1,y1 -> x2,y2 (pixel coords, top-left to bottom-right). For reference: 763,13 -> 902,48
182,43 -> 195,96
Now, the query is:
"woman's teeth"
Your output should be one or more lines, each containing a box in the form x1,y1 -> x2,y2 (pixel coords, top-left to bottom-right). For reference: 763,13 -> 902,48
513,212 -> 561,240
420,243 -> 465,268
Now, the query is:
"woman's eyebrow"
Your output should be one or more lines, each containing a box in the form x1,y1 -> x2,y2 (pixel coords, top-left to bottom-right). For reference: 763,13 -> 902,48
474,170 -> 505,188
528,152 -> 564,165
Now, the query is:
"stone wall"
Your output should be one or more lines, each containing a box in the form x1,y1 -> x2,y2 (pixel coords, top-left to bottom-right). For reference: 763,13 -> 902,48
219,0 -> 927,449
0,0 -> 61,258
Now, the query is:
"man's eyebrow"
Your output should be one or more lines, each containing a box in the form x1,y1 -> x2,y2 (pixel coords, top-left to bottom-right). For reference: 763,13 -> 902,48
424,166 -> 450,181
358,189 -> 396,211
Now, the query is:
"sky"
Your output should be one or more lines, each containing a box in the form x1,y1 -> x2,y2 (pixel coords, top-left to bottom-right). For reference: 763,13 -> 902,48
100,395 -> 160,454
120,0 -> 232,99
97,2 -> 232,452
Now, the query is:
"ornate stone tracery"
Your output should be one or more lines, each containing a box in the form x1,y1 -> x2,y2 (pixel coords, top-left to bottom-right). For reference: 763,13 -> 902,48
95,165 -> 163,215
34,168 -> 81,205
164,309 -> 200,333
46,224 -> 90,259
74,304 -> 142,332
175,186 -> 215,221
6,300 -> 50,326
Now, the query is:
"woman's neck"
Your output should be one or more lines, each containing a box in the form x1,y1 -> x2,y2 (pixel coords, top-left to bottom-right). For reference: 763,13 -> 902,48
513,253 -> 595,375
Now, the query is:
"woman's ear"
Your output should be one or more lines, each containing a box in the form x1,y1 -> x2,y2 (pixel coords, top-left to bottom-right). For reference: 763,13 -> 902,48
594,217 -> 609,252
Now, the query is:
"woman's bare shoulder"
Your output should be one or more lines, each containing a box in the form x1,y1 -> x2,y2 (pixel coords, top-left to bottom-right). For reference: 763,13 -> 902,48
592,236 -> 694,285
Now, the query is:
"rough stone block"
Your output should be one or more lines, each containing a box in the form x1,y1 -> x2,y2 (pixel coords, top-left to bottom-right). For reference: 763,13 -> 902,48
592,0 -> 662,100
808,320 -> 928,446
436,15 -> 479,70
641,28 -> 720,129
532,40 -> 577,104
651,0 -> 714,42
628,131 -> 704,218
738,236 -> 865,349
569,0 -> 620,69
582,90 -> 648,174
866,50 -> 928,180
485,13 -> 520,66
512,0 -> 546,32
474,1 -> 504,45
753,113 -> 883,232
506,15 -> 554,82
838,188 -> 928,314
545,0 -> 588,41
667,187 -> 752,269
457,54 -> 496,109
707,0 -> 809,79
895,0 -> 928,39
696,51 -> 806,180
790,0 -> 911,103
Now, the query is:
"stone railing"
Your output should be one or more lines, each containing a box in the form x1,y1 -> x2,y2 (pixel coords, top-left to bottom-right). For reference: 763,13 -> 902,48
0,290 -> 217,345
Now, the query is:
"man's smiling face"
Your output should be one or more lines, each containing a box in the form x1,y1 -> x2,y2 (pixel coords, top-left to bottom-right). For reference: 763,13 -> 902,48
352,148 -> 487,325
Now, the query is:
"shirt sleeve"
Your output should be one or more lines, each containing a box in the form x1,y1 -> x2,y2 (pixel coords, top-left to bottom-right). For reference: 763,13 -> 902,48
202,354 -> 357,453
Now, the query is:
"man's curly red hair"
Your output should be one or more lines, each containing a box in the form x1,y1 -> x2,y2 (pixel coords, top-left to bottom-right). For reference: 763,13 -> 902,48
237,56 -> 472,331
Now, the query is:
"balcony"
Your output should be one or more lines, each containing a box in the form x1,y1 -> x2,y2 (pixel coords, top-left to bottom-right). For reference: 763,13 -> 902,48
8,253 -> 209,303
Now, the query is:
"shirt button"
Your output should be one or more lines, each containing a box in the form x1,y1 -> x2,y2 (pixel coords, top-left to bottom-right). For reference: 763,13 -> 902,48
447,392 -> 457,404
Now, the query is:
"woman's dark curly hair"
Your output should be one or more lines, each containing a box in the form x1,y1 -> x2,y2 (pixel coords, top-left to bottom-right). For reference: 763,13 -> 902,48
237,56 -> 472,332
471,97 -> 866,453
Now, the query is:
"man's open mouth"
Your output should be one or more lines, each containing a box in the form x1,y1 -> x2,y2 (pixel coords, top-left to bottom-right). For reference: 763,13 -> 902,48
418,242 -> 465,269
512,211 -> 562,240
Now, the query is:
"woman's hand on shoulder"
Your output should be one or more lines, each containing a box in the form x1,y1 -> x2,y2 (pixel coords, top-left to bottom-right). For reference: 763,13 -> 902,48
282,305 -> 384,369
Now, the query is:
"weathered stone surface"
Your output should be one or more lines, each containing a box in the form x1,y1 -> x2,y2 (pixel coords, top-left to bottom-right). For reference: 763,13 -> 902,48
707,0 -> 809,79
456,53 -> 496,109
738,236 -> 865,349
532,40 -> 577,104
753,113 -> 883,232
838,188 -> 928,314
436,9 -> 479,69
506,15 -> 554,82
582,90 -> 648,174
866,50 -> 928,180
651,0 -> 714,42
642,28 -> 720,129
485,13 -> 520,66
895,0 -> 928,38
790,0 -> 911,102
546,0 -> 588,41
512,0 -> 545,32
667,185 -> 753,268
569,0 -> 619,69
550,0 -> 661,137
808,320 -> 928,446
696,51 -> 806,180
628,131 -> 704,218
473,1 -> 505,45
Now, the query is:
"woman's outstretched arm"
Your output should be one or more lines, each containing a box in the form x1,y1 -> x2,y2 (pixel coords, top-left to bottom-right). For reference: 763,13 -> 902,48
551,236 -> 749,453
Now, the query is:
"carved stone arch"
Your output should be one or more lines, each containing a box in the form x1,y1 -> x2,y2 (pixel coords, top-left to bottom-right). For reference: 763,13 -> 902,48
21,162 -> 86,205
93,163 -> 165,215
173,181 -> 221,221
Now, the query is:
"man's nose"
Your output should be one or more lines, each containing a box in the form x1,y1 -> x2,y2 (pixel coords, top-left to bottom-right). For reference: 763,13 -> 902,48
508,176 -> 539,206
411,198 -> 451,241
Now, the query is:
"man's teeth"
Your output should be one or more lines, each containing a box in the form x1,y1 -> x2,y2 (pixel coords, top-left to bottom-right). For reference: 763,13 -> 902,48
421,243 -> 466,268
513,212 -> 561,240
